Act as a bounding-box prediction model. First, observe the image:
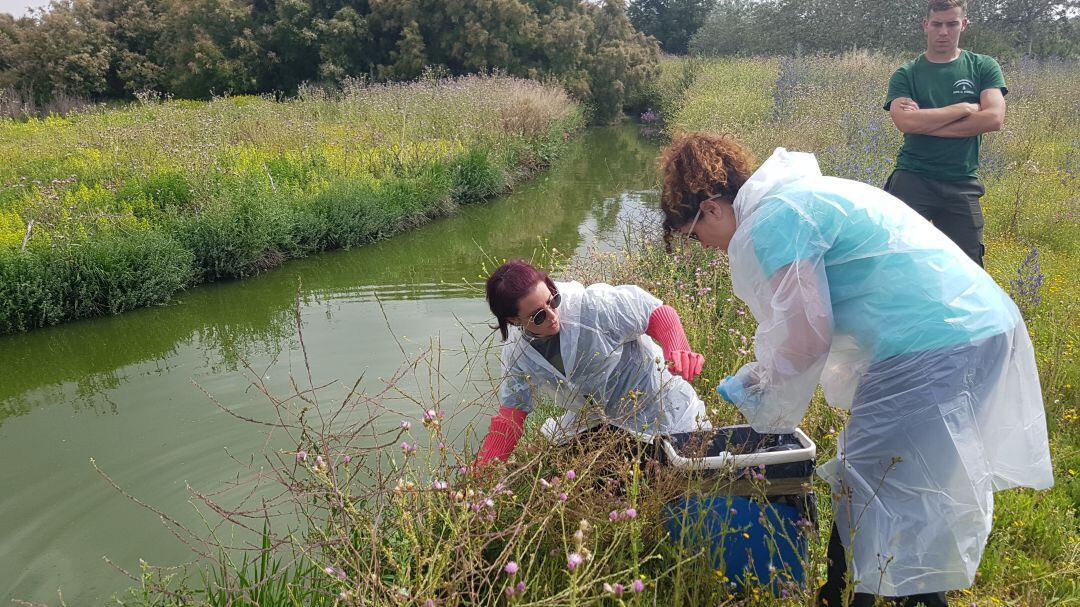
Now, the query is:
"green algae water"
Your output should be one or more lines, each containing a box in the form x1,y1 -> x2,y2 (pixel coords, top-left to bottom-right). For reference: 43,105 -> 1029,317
0,126 -> 661,605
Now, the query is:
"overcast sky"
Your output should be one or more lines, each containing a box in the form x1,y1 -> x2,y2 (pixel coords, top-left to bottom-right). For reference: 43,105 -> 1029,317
0,0 -> 50,18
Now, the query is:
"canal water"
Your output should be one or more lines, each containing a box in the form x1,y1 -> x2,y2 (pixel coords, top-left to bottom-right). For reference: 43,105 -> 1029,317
0,125 -> 662,605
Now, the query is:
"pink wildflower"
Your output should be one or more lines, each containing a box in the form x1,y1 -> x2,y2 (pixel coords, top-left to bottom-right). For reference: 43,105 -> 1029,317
400,420 -> 412,430
342,454 -> 352,464
565,470 -> 576,480
423,409 -> 443,427
296,450 -> 307,462
631,579 -> 645,593
624,508 -> 637,519
505,561 -> 519,575
567,552 -> 584,571
559,492 -> 568,502
516,581 -> 525,592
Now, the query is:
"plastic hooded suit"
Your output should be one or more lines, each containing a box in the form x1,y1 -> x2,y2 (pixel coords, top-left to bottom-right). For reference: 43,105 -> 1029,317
717,148 -> 1053,595
499,281 -> 709,443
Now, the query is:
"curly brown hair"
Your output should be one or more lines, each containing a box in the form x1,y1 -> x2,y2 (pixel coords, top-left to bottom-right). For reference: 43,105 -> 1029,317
658,133 -> 756,246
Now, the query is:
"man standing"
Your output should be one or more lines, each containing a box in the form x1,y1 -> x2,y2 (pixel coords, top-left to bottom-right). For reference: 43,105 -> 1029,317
884,0 -> 1007,267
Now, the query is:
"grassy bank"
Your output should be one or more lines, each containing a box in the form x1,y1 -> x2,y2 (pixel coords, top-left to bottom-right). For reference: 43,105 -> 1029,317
119,56 -> 1076,606
0,75 -> 584,334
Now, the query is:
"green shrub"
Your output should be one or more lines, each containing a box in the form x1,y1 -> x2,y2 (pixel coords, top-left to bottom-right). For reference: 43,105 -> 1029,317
171,182 -> 297,280
0,229 -> 193,332
116,169 -> 195,217
450,147 -> 504,203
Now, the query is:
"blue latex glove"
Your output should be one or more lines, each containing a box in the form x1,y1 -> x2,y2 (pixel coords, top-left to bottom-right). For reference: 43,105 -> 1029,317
716,375 -> 744,404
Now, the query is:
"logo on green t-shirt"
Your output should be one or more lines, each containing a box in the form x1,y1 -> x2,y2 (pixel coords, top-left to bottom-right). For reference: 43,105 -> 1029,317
953,79 -> 976,95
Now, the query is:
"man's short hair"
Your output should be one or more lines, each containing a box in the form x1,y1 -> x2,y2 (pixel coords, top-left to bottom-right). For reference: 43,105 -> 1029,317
927,0 -> 966,16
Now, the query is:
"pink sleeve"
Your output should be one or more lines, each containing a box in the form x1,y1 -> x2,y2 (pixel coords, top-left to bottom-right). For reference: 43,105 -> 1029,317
645,304 -> 691,359
476,406 -> 528,464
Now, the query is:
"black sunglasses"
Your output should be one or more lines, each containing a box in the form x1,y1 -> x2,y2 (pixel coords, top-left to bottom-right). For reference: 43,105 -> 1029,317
528,292 -> 562,326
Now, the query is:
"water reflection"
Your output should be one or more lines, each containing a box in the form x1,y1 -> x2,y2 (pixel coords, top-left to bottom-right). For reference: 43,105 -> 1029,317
0,125 -> 661,605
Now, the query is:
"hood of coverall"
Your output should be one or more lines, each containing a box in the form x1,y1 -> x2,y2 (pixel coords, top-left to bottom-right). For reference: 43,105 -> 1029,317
732,147 -> 822,224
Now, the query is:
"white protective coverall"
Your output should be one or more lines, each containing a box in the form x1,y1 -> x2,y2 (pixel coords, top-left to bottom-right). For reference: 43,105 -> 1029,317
498,281 -> 709,444
719,148 -> 1054,595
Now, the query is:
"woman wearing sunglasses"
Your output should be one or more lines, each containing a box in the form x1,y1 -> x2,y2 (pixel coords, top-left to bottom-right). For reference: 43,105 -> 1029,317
658,133 -> 1052,606
475,259 -> 710,463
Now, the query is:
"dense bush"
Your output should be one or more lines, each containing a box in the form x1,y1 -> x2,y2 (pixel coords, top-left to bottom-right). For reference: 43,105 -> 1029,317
0,0 -> 659,123
0,229 -> 193,332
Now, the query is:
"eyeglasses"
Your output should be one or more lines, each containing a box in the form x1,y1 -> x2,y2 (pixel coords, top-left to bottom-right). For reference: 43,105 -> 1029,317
528,292 -> 562,326
681,208 -> 703,242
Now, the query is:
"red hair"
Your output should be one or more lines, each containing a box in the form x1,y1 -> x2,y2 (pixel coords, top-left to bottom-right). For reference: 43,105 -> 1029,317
486,260 -> 557,341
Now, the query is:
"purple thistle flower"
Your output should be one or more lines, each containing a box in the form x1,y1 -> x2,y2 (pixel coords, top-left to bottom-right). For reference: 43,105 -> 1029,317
567,552 -> 584,571
400,420 -> 412,430
516,581 -> 525,592
559,492 -> 568,502
625,508 -> 637,519
505,561 -> 519,575
342,454 -> 352,464
505,586 -> 515,598
632,579 -> 645,593
609,510 -> 619,521
296,450 -> 307,462
565,469 -> 576,480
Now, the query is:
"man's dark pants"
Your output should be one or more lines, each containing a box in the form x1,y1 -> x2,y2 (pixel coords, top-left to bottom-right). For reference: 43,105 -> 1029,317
884,169 -> 986,267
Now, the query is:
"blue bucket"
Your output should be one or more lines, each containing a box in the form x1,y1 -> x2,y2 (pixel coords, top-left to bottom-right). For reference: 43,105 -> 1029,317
661,425 -> 817,593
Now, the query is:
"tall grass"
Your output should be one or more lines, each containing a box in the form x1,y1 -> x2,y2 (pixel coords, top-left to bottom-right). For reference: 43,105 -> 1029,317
0,74 -> 584,333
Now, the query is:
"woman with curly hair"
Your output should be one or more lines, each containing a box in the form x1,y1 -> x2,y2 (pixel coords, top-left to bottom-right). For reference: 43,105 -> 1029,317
658,134 -> 1052,606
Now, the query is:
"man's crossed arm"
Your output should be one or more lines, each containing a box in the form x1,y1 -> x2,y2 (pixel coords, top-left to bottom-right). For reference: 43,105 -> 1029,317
889,88 -> 1005,138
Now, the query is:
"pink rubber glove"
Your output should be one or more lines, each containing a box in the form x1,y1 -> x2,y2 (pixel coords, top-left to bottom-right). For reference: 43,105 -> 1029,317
645,305 -> 705,381
475,406 -> 528,465
669,349 -> 705,381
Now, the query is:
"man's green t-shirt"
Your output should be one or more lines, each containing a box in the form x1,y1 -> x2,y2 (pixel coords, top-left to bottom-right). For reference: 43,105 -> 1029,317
884,50 -> 1007,182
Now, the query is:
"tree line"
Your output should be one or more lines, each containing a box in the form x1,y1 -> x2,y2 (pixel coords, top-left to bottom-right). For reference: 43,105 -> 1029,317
686,0 -> 1079,58
0,0 -> 660,122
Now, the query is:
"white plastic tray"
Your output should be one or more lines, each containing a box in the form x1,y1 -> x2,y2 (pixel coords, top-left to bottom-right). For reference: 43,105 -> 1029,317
661,425 -> 816,471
